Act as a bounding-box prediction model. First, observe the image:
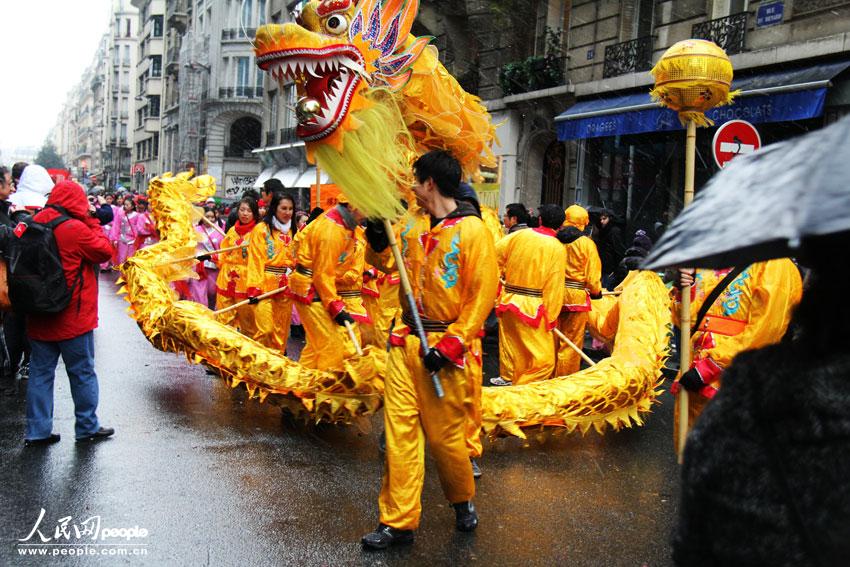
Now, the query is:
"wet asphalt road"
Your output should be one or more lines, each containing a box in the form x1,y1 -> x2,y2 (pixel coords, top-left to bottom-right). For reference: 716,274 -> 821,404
0,274 -> 679,566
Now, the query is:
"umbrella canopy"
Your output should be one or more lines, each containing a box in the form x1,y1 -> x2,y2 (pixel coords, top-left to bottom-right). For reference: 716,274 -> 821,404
643,113 -> 850,270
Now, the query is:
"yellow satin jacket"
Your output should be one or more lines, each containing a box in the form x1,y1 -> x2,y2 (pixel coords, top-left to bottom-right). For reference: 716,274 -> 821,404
215,225 -> 254,299
288,206 -> 367,318
673,258 -> 802,384
563,235 -> 602,312
245,222 -> 296,297
495,227 -> 566,330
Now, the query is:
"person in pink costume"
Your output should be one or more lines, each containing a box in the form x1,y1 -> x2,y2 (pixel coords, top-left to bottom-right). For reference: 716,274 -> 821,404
130,198 -> 158,250
110,199 -> 137,264
188,208 -> 224,308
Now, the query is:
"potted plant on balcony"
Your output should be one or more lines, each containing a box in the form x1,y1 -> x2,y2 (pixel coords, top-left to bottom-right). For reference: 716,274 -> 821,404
499,27 -> 565,96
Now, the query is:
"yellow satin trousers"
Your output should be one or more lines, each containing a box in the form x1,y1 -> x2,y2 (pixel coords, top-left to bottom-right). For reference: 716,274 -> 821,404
362,286 -> 400,349
379,334 -> 476,530
215,295 -> 258,338
253,293 -> 293,354
295,301 -> 359,370
498,313 -> 557,385
556,311 -> 588,376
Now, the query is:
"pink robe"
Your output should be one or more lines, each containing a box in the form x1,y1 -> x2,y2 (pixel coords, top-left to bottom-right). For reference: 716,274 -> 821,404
188,223 -> 224,308
110,209 -> 137,264
130,211 -> 158,250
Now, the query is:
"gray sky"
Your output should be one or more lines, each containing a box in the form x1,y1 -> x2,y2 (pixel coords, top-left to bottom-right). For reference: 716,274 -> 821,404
0,0 -> 112,150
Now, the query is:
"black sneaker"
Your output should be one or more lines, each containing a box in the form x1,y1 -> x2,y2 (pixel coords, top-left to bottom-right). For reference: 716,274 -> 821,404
361,524 -> 414,550
453,501 -> 478,532
24,433 -> 61,447
76,427 -> 115,443
470,458 -> 482,479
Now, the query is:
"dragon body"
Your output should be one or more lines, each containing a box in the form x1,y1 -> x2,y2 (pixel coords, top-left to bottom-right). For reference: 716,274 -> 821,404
117,0 -> 671,439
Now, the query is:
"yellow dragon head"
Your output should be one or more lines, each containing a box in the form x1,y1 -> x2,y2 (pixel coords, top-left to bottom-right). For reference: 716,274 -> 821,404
255,0 -> 430,150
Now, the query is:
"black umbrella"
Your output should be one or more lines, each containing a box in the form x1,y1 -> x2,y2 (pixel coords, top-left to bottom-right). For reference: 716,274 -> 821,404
643,113 -> 850,270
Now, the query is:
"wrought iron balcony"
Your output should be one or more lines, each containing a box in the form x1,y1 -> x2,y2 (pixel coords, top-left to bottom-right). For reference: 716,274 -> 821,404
603,36 -> 653,79
265,131 -> 276,146
218,86 -> 263,99
279,127 -> 299,144
692,12 -> 748,55
221,28 -> 256,41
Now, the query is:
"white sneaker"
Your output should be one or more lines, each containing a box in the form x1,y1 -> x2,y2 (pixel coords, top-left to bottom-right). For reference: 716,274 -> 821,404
489,376 -> 512,386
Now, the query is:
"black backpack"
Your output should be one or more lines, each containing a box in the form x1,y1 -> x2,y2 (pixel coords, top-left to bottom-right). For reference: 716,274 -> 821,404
5,205 -> 84,315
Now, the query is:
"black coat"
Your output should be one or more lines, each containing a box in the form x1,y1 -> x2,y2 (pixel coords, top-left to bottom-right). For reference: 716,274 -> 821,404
673,344 -> 850,566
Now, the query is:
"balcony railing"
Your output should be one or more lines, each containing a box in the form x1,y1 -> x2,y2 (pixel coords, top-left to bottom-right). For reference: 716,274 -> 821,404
221,28 -> 256,41
795,0 -> 850,15
692,12 -> 747,55
218,86 -> 263,99
265,131 -> 276,146
603,36 -> 653,79
279,127 -> 298,144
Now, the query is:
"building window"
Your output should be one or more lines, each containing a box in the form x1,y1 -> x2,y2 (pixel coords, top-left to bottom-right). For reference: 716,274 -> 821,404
149,95 -> 160,117
236,57 -> 250,94
152,15 -> 163,37
269,90 -> 278,131
123,45 -> 130,65
228,116 -> 261,157
125,19 -> 132,38
150,55 -> 162,77
258,0 -> 266,25
242,0 -> 253,30
153,133 -> 159,158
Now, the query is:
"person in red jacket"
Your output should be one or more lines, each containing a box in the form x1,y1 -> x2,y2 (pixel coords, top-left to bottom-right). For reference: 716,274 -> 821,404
24,181 -> 116,446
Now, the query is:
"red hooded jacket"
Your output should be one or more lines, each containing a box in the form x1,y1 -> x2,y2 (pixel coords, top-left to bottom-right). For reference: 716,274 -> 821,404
26,181 -> 114,341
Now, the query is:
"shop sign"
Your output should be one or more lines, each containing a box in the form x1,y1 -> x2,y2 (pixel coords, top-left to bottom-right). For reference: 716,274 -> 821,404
756,2 -> 784,28
712,119 -> 761,168
224,174 -> 258,198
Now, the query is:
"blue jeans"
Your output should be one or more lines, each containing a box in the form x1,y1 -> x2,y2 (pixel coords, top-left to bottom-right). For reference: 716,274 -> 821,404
25,331 -> 100,440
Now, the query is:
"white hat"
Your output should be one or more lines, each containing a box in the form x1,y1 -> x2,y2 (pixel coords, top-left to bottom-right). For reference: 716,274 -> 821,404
11,165 -> 54,209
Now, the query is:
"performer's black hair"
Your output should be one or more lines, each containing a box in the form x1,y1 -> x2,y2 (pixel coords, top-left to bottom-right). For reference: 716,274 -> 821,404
413,150 -> 461,198
538,204 -> 566,230
505,203 -> 530,225
263,192 -> 298,236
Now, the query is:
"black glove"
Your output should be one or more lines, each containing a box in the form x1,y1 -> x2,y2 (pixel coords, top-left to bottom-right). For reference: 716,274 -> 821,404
197,254 -> 212,261
247,296 -> 260,305
334,310 -> 355,326
423,347 -> 449,373
556,226 -> 583,244
364,219 -> 390,253
678,367 -> 706,393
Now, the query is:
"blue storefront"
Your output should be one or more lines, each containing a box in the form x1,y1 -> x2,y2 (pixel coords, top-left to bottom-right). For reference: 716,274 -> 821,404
554,60 -> 850,235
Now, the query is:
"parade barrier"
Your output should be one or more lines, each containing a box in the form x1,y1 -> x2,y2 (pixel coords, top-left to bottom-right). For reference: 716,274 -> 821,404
117,172 -> 671,438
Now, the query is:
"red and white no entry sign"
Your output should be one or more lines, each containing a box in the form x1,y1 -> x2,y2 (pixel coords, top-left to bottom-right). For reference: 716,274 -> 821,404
712,119 -> 761,168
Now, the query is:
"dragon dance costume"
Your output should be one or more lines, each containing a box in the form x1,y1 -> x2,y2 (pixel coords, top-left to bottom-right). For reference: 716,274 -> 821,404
246,221 -> 296,353
215,220 -> 258,337
368,201 -> 497,530
362,263 -> 401,348
558,206 -> 602,376
495,226 -> 566,384
288,204 -> 369,370
673,258 -> 803,435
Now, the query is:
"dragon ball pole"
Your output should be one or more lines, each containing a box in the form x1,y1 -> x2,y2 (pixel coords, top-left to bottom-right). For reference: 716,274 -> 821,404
677,119 -> 697,464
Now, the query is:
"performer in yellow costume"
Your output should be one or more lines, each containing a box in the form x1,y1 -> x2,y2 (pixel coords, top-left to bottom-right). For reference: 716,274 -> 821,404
246,192 -> 297,353
287,199 -> 369,370
362,263 -> 401,348
361,151 -> 498,550
556,205 -> 602,376
672,259 -> 803,435
215,197 -> 260,337
495,205 -> 566,385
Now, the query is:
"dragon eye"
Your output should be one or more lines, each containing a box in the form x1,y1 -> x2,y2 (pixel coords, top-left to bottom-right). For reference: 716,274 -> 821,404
325,15 -> 348,35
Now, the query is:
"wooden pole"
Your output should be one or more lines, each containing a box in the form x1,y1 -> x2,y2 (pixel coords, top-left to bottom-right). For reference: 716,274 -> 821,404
600,290 -> 622,296
676,119 -> 697,464
344,320 -> 364,356
315,165 -> 321,206
156,243 -> 247,266
212,285 -> 287,316
553,327 -> 596,367
383,219 -> 444,398
201,214 -> 226,237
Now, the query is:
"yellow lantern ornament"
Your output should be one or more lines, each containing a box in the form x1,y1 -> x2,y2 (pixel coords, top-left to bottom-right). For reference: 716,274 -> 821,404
650,39 -> 736,127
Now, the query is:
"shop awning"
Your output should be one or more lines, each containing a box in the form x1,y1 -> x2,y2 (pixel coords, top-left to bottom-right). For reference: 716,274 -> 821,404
271,167 -> 301,187
556,60 -> 850,140
252,166 -> 276,188
293,167 -> 330,187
